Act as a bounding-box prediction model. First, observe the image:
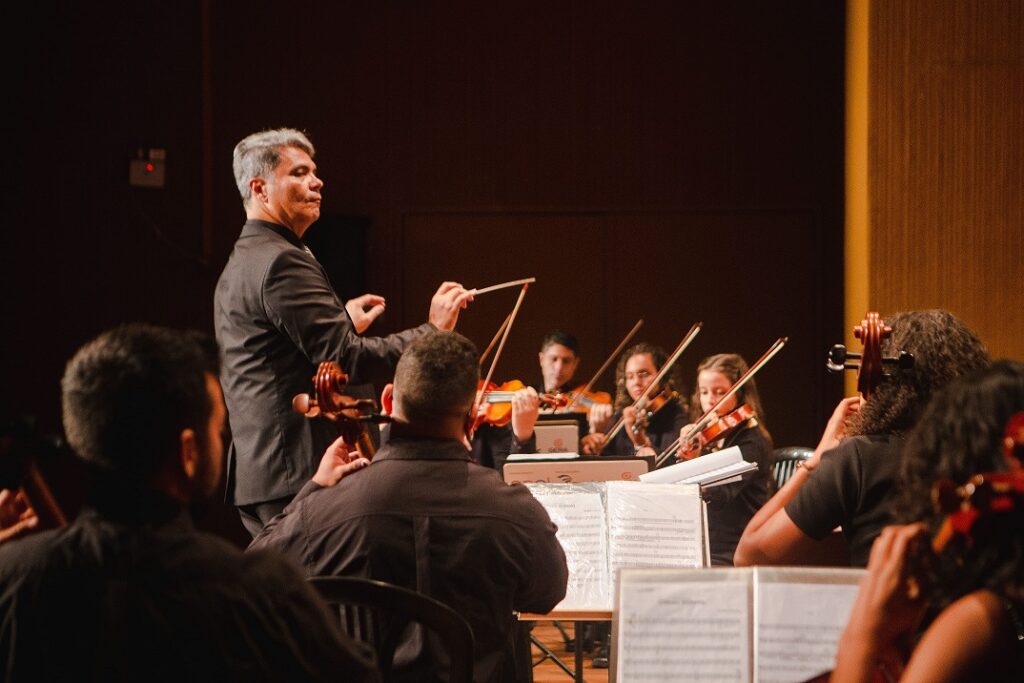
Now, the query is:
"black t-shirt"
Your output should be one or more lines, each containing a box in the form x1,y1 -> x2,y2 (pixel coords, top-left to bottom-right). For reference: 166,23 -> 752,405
785,434 -> 903,567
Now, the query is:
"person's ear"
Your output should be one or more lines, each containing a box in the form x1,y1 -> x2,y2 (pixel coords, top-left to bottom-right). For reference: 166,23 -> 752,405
381,384 -> 394,416
179,428 -> 199,481
249,177 -> 268,203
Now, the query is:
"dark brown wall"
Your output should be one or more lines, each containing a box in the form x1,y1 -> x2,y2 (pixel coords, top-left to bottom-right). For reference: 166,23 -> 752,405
8,1 -> 845,542
869,0 -> 1024,357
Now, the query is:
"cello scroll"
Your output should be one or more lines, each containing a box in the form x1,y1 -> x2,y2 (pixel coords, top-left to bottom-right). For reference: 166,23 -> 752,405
292,361 -> 391,461
826,311 -> 914,399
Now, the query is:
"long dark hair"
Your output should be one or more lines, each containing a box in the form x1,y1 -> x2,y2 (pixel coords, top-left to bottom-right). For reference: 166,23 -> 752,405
612,343 -> 685,412
850,309 -> 989,437
894,360 -> 1024,609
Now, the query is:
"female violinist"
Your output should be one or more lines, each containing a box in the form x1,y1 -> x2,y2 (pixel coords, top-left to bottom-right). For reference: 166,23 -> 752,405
832,360 -> 1024,683
735,309 -> 990,568
676,353 -> 775,566
580,343 -> 688,456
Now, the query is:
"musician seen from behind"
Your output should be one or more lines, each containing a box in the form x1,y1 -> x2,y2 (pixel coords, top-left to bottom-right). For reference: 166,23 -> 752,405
0,324 -> 378,682
735,309 -> 989,567
833,360 -> 1024,682
580,342 -> 689,457
250,331 -> 568,683
215,127 -> 473,536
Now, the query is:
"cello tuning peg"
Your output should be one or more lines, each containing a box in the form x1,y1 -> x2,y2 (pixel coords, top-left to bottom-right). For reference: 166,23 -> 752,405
826,344 -> 856,373
897,351 -> 915,369
292,393 -> 318,417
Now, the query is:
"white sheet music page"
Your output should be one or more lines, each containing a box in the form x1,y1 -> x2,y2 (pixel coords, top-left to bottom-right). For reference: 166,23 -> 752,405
616,571 -> 751,683
525,483 -> 610,610
639,445 -> 751,484
606,481 -> 705,579
754,567 -> 865,683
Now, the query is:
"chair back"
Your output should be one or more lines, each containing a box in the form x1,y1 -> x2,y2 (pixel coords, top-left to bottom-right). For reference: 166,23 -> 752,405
772,446 -> 814,487
308,576 -> 474,683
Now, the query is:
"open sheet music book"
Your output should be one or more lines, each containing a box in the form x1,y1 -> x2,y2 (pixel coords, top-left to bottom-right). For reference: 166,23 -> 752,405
613,566 -> 865,683
638,445 -> 757,488
525,481 -> 706,610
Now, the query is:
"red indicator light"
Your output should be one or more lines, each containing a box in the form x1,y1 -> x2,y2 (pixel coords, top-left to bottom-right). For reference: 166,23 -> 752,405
146,163 -> 155,172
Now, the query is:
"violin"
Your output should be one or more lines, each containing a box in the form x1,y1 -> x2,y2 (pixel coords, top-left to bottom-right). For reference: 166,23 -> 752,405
562,319 -> 640,418
677,404 -> 757,461
655,336 -> 786,468
631,388 -> 679,435
292,361 -> 391,461
598,322 -> 703,453
827,311 -> 914,399
473,379 -> 569,429
561,386 -> 612,415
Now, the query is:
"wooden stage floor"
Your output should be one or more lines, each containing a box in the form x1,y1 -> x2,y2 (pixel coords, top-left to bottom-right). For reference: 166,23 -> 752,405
529,621 -> 610,683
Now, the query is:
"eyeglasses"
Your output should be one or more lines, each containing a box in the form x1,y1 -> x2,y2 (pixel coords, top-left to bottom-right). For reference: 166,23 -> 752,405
625,370 -> 654,383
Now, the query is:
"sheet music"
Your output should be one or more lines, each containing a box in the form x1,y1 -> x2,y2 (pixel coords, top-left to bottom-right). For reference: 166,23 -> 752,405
755,571 -> 863,683
617,578 -> 751,683
606,482 -> 705,576
639,446 -> 746,484
525,484 -> 610,609
679,460 -> 757,485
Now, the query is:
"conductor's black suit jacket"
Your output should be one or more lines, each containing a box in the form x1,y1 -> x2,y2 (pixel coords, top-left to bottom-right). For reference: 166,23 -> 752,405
214,219 -> 432,506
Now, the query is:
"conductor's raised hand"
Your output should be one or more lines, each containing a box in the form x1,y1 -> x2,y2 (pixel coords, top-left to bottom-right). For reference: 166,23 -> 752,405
345,293 -> 387,333
312,436 -> 370,488
428,282 -> 474,332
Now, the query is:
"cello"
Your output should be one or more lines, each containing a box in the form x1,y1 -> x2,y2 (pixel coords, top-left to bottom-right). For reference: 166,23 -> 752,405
826,311 -> 914,399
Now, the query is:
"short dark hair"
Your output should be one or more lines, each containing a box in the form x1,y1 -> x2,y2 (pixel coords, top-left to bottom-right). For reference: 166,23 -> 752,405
894,360 -> 1024,608
851,309 -> 989,436
394,332 -> 479,423
61,324 -> 220,482
540,330 -> 580,356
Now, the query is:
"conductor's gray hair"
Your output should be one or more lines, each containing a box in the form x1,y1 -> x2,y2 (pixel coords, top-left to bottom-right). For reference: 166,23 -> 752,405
232,128 -> 315,206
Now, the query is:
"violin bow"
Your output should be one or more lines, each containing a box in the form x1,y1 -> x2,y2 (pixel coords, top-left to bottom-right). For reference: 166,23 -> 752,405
655,336 -> 788,468
470,282 -> 531,430
479,313 -> 512,368
599,321 -> 703,451
563,318 -> 644,412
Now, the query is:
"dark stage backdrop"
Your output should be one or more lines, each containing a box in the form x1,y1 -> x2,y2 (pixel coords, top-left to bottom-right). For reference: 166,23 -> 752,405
8,1 -> 844,546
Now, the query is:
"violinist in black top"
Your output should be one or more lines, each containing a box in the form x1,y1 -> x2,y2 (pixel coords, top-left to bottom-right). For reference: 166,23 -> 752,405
673,353 -> 775,566
581,343 -> 688,456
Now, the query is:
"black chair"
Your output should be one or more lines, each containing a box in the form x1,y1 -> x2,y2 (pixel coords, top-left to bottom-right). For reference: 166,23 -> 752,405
308,576 -> 475,683
772,447 -> 814,488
